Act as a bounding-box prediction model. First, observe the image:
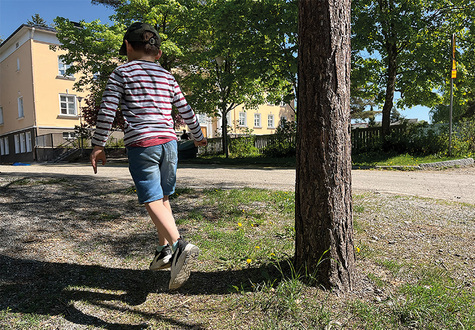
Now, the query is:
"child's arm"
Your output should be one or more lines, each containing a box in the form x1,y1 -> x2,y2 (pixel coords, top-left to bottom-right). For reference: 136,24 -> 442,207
91,70 -> 124,148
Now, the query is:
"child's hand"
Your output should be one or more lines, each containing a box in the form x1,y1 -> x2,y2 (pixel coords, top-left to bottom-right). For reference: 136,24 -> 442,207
90,146 -> 107,174
194,138 -> 207,147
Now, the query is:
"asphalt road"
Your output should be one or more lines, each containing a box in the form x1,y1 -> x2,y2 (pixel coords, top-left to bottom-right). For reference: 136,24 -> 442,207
1,163 -> 474,204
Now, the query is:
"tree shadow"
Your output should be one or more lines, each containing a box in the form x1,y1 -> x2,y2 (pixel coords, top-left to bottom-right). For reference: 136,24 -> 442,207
0,254 -> 284,329
0,173 -> 292,327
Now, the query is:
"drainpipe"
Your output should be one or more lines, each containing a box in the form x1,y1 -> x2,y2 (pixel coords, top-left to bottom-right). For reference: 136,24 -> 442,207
30,27 -> 38,161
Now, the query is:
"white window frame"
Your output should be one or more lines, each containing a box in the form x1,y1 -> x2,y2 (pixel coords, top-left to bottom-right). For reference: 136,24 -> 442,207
20,133 -> 26,153
238,112 -> 247,127
3,137 -> 9,155
58,57 -> 74,77
0,107 -> 3,125
14,134 -> 20,154
267,114 -> 275,128
18,97 -> 24,118
26,131 -> 32,152
254,113 -> 261,128
59,94 -> 77,116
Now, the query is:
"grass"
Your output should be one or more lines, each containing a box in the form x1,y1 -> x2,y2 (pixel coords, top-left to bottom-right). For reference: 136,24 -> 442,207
351,152 -> 467,167
1,180 -> 473,329
183,151 -> 472,168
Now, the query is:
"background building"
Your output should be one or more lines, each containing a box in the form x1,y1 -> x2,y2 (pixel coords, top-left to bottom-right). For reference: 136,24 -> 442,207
0,24 -> 88,163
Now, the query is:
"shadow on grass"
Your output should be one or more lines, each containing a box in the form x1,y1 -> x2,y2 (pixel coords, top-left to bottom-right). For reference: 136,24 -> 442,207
0,254 -> 286,329
0,173 -> 291,328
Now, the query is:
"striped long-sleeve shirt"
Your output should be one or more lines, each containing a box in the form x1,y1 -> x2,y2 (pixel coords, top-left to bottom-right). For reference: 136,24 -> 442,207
91,60 -> 204,147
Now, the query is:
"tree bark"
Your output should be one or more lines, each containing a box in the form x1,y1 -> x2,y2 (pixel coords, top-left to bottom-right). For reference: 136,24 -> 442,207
295,0 -> 355,292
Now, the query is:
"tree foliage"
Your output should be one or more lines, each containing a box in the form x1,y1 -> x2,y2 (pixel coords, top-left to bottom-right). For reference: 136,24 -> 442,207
53,0 -> 296,141
179,0 -> 297,156
27,14 -> 49,27
352,0 -> 475,135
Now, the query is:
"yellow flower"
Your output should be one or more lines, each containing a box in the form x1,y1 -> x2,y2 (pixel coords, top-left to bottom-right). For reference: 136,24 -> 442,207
238,222 -> 242,227
270,253 -> 276,257
246,258 -> 252,264
356,247 -> 360,253
255,246 -> 260,249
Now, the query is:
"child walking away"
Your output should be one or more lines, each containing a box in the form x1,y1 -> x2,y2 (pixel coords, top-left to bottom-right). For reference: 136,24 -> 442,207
90,22 -> 207,290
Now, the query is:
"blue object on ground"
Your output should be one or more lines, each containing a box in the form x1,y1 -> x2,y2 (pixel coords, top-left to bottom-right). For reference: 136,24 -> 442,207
12,162 -> 31,166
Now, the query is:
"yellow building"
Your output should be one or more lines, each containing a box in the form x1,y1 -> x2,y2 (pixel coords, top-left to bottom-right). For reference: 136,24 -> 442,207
184,102 -> 295,139
0,24 -> 88,163
225,101 -> 295,136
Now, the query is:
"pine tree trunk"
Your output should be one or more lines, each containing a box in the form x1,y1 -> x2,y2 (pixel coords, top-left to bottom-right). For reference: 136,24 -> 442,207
295,0 -> 355,292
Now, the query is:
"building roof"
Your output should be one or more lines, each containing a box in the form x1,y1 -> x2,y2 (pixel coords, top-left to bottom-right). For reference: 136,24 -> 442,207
0,24 -> 57,50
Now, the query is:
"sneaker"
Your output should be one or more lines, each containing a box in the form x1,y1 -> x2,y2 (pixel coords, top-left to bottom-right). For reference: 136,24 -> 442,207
149,245 -> 172,271
169,238 -> 200,290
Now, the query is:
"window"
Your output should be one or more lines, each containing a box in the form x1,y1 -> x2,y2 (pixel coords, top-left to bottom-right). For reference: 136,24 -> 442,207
3,137 -> 9,155
0,107 -> 3,125
20,133 -> 26,153
63,132 -> 75,140
25,132 -> 32,152
60,94 -> 77,116
280,116 -> 287,126
0,138 -> 4,155
239,112 -> 247,126
14,134 -> 20,154
254,113 -> 261,127
18,97 -> 24,118
198,113 -> 207,125
267,114 -> 275,128
17,58 -> 20,71
58,57 -> 74,77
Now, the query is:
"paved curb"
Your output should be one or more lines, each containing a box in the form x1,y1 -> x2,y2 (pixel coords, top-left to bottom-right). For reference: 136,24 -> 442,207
418,157 -> 474,169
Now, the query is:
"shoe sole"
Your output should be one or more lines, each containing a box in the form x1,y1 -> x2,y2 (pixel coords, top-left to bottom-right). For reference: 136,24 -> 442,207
169,245 -> 200,290
149,262 -> 171,271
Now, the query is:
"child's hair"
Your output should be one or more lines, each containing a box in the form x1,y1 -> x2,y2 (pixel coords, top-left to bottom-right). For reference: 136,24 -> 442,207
128,31 -> 160,56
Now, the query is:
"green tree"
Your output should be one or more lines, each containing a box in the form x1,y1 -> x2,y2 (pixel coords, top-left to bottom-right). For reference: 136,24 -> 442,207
181,0 -> 297,157
352,0 -> 473,138
27,14 -> 49,27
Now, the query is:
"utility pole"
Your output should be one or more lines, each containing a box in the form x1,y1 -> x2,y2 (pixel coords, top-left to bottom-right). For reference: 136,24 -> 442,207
449,34 -> 456,156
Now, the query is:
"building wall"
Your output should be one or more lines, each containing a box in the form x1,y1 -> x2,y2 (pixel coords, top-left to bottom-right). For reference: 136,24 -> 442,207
32,39 -> 86,129
0,39 -> 35,135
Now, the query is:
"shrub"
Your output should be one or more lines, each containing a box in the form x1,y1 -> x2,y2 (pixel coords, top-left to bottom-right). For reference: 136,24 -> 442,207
262,118 -> 297,157
229,127 -> 259,157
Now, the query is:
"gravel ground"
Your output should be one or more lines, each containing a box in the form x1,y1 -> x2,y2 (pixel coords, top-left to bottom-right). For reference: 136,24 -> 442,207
0,164 -> 474,328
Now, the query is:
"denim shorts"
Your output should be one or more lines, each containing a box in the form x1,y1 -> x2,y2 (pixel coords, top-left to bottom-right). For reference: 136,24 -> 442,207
127,140 -> 178,204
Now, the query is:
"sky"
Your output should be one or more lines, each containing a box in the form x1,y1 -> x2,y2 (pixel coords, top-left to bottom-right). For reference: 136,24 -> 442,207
0,0 -> 432,122
0,0 -> 115,39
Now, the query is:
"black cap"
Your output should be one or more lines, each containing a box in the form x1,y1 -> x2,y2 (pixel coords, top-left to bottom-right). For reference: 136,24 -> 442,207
119,22 -> 161,56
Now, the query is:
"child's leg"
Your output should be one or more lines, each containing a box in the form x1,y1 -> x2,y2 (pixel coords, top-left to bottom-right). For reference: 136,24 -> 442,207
145,196 -> 180,246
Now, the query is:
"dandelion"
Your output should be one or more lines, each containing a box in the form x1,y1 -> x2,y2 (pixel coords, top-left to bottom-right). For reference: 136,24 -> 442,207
269,253 -> 276,257
238,222 -> 242,227
356,247 -> 360,253
246,258 -> 252,264
255,246 -> 260,249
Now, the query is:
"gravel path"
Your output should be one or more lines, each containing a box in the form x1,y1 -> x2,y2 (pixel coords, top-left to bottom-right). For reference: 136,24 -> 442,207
1,163 -> 474,204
